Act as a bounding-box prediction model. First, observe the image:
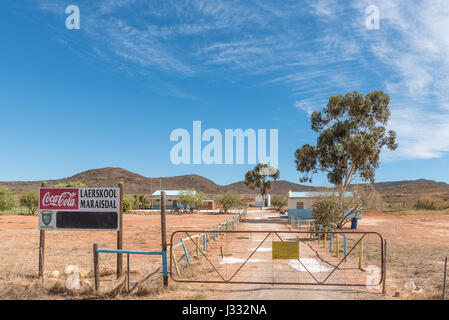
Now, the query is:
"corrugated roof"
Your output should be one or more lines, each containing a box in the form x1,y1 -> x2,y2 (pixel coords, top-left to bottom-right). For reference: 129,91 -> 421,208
151,190 -> 195,196
288,191 -> 354,198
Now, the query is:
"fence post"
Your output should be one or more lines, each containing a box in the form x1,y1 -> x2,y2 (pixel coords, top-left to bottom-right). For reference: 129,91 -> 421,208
213,226 -> 216,242
203,233 -> 207,251
38,182 -> 47,279
180,238 -> 190,264
308,222 -> 312,239
207,231 -> 213,247
329,228 -> 333,252
318,225 -> 322,244
443,256 -> 448,300
336,233 -> 339,257
171,247 -> 180,276
93,243 -> 99,293
323,228 -> 327,248
161,191 -> 168,287
127,253 -> 130,293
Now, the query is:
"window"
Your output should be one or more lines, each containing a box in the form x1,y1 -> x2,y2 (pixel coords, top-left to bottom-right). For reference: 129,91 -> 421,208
296,201 -> 304,209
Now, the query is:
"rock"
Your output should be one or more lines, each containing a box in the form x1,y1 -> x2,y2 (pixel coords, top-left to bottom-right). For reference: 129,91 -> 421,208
404,280 -> 416,292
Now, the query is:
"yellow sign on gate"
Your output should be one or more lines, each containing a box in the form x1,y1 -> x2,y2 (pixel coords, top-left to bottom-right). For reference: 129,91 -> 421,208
272,241 -> 299,259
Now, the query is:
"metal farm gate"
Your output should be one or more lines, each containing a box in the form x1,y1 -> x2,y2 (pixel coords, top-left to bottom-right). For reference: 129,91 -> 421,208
169,230 -> 385,288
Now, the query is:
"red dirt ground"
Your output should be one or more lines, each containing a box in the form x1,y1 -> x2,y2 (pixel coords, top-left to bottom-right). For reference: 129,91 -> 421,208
1,208 -> 448,299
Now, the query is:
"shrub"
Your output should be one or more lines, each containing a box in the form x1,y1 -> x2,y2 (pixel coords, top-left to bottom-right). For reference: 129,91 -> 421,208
415,197 -> 448,210
216,191 -> 243,214
271,195 -> 287,211
19,190 -> 39,214
311,199 -> 341,229
179,190 -> 205,211
55,182 -> 87,187
123,196 -> 133,212
0,187 -> 15,211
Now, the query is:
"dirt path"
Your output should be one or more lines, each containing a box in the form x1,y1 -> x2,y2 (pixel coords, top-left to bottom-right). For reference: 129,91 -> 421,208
168,209 -> 385,300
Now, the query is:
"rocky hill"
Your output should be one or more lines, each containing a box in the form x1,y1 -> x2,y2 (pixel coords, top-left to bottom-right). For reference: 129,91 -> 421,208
1,168 -> 448,203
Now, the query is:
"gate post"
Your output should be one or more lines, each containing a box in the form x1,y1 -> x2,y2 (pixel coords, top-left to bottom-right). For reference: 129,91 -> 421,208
443,256 -> 448,300
382,240 -> 387,295
161,191 -> 168,287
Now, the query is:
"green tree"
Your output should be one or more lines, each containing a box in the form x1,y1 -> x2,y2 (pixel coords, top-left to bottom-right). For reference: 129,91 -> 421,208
132,195 -> 139,209
20,190 -> 39,214
271,195 -> 287,212
216,191 -> 242,214
295,91 -> 397,224
138,195 -> 149,209
311,199 -> 341,229
245,163 -> 280,206
0,187 -> 15,212
178,190 -> 205,212
123,196 -> 133,212
55,181 -> 87,187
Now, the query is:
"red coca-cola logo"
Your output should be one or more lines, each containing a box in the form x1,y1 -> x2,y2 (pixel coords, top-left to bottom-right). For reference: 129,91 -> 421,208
40,188 -> 79,210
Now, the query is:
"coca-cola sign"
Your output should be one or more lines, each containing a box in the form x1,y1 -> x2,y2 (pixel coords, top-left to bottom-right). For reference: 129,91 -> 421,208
39,188 -> 79,210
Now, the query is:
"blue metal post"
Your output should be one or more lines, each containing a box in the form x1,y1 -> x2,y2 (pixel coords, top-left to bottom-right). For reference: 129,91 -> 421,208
299,217 -> 302,231
329,228 -> 333,252
180,238 -> 190,264
203,233 -> 207,251
213,226 -> 216,242
161,251 -> 168,277
344,234 -> 347,262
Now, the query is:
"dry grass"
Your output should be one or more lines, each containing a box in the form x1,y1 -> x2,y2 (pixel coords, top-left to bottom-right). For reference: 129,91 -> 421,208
415,197 -> 449,210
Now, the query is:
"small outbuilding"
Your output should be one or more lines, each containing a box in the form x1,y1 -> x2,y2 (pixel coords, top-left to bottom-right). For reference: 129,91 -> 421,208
255,194 -> 271,207
288,191 -> 360,220
150,190 -> 194,209
150,190 -> 215,210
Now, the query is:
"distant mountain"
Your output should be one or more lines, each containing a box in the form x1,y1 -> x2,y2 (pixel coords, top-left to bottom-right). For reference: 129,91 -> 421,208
0,168 -> 223,195
1,168 -> 448,203
0,167 -> 312,195
372,179 -> 449,189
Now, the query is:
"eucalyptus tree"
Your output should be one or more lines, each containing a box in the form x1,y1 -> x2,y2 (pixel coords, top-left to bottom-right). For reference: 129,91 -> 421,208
295,91 -> 397,223
245,163 -> 280,206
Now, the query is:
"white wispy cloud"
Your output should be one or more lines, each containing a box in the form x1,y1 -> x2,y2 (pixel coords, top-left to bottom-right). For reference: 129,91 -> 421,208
30,0 -> 449,161
352,0 -> 449,160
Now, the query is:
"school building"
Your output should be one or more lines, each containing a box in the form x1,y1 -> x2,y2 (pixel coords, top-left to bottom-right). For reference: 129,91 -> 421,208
287,191 -> 360,219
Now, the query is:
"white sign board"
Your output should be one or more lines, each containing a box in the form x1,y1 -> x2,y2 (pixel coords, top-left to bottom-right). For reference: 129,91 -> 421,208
38,187 -> 121,231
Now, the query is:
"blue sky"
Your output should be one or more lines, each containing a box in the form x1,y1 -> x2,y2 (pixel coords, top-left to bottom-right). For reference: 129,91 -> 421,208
1,0 -> 449,186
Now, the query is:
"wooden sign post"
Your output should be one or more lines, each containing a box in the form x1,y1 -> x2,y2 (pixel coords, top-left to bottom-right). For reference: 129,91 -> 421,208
117,182 -> 124,278
38,182 -> 47,279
